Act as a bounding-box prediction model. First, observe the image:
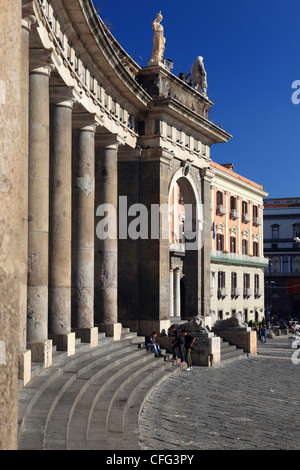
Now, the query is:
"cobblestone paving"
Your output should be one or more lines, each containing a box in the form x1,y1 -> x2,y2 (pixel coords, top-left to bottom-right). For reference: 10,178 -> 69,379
139,336 -> 300,450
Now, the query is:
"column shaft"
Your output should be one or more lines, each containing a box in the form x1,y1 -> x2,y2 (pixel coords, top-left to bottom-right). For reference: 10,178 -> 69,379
27,59 -> 53,365
72,119 -> 98,346
169,269 -> 174,317
174,269 -> 181,318
49,93 -> 75,354
19,16 -> 35,384
95,137 -> 121,339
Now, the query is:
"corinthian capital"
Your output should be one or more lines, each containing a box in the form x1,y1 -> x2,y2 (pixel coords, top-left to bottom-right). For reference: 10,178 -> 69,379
22,1 -> 36,31
29,48 -> 55,75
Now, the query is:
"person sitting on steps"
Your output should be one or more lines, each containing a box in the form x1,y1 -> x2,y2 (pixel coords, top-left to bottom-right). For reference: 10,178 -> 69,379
145,331 -> 162,357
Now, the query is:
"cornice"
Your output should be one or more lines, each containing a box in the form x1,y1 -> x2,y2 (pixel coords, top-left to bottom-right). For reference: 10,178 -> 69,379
147,96 -> 232,145
48,0 -> 151,113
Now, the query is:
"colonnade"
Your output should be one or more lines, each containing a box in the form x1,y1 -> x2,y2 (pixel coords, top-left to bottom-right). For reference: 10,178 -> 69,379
19,18 -> 123,382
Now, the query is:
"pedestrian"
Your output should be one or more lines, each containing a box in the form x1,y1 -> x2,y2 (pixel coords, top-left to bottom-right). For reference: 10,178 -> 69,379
145,331 -> 162,357
169,324 -> 185,364
260,325 -> 267,343
181,329 -> 195,371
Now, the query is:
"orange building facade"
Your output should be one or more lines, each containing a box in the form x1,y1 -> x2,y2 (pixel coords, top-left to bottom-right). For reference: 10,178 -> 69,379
210,162 -> 269,324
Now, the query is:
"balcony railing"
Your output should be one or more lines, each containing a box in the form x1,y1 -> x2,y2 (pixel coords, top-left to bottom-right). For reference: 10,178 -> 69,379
218,287 -> 228,299
231,287 -> 241,298
243,288 -> 252,298
211,250 -> 269,267
255,288 -> 263,298
253,217 -> 261,226
242,213 -> 251,223
216,204 -> 227,216
230,209 -> 240,220
169,242 -> 185,253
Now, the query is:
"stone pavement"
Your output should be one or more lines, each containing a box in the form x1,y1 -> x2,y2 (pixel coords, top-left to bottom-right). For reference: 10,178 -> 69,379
139,335 -> 300,450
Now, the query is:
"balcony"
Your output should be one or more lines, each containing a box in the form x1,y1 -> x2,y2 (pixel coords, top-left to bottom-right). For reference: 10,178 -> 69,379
243,288 -> 252,298
253,217 -> 261,226
255,288 -> 263,298
231,287 -> 241,298
230,209 -> 240,220
210,250 -> 269,268
169,242 -> 185,254
216,204 -> 227,216
218,287 -> 228,299
242,213 -> 251,223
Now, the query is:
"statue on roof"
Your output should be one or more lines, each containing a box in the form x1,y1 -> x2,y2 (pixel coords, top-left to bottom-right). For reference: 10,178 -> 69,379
191,56 -> 208,97
148,11 -> 166,66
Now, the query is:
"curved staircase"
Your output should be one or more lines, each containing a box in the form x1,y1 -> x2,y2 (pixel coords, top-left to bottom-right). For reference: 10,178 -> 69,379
18,328 -> 182,450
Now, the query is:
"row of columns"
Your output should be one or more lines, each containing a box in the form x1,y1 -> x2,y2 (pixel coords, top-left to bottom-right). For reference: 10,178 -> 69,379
19,17 -> 121,382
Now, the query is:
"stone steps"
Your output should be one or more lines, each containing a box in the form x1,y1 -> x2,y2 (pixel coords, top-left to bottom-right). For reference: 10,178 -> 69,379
18,328 -> 181,450
220,338 -> 246,362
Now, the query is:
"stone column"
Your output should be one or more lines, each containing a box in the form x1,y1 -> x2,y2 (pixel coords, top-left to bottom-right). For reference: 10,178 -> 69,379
95,134 -> 123,340
72,114 -> 99,347
0,0 -> 22,450
19,12 -> 36,385
169,269 -> 174,317
200,168 -> 214,320
27,49 -> 54,366
48,87 -> 76,355
174,268 -> 181,318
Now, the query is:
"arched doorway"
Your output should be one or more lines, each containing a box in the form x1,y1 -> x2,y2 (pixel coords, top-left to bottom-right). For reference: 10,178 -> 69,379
168,169 -> 203,320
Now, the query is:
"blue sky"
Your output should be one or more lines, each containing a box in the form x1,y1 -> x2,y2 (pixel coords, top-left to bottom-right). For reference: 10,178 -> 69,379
93,0 -> 300,199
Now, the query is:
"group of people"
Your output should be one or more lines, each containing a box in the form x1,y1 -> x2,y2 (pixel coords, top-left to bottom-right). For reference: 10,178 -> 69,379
145,325 -> 195,371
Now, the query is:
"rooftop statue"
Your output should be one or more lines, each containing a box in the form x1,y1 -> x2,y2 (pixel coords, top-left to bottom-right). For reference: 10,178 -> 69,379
191,56 -> 208,97
148,11 -> 166,66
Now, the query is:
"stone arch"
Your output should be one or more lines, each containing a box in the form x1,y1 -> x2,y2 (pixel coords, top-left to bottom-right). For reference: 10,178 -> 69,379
168,168 -> 202,319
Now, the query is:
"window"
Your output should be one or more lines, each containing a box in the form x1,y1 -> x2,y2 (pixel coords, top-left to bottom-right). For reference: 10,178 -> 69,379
216,233 -> 224,251
253,205 -> 258,218
242,201 -> 248,214
253,241 -> 259,257
217,191 -> 223,206
230,196 -> 237,210
242,239 -> 248,255
231,272 -> 237,289
218,271 -> 226,289
272,225 -> 279,239
271,256 -> 281,273
292,256 -> 300,274
230,236 -> 236,253
293,223 -> 300,239
254,274 -> 259,290
243,273 -> 250,297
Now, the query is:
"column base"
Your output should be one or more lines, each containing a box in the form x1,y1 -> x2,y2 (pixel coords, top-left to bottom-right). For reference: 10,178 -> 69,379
73,327 -> 99,348
18,350 -> 32,386
99,323 -> 122,341
27,340 -> 52,368
49,332 -> 75,356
